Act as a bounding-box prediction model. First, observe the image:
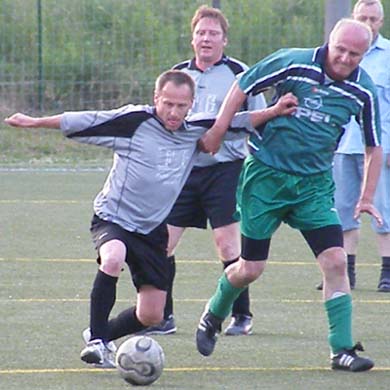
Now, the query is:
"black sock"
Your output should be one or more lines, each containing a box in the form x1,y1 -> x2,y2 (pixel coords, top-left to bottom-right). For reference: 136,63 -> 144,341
223,258 -> 252,317
380,256 -> 390,280
90,270 -> 118,342
163,255 -> 175,320
347,254 -> 356,286
107,306 -> 146,340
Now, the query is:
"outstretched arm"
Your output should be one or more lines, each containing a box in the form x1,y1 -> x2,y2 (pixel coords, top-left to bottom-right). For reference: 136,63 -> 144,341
354,145 -> 383,226
4,113 -> 62,129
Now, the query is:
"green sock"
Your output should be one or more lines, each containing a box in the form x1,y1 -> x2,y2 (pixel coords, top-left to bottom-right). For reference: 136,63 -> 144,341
209,273 -> 245,320
324,294 -> 353,354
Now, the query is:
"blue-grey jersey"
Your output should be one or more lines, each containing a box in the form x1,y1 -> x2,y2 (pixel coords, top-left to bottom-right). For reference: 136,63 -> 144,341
60,104 -> 254,234
174,55 -> 266,167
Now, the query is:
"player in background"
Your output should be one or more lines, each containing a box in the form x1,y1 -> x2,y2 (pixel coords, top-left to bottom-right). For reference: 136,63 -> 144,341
140,5 -> 266,337
4,70 -> 297,368
317,0 -> 390,292
195,19 -> 382,372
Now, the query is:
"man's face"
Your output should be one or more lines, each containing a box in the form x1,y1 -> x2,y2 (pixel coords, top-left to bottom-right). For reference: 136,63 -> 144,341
154,81 -> 193,131
326,24 -> 369,81
191,17 -> 227,65
353,3 -> 383,41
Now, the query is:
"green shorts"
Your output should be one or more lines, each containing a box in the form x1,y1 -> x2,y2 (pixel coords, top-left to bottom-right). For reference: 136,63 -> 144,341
235,156 -> 341,240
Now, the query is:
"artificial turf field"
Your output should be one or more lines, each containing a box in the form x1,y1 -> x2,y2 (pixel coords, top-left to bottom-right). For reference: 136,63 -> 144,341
1,170 -> 389,389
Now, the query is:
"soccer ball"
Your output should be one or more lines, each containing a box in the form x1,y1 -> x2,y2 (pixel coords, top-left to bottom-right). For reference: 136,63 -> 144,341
115,336 -> 165,386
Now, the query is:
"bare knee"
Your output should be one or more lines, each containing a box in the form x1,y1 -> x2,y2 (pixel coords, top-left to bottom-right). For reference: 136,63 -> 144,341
318,247 -> 346,277
227,258 -> 265,286
137,307 -> 163,327
213,224 -> 241,260
99,240 -> 126,276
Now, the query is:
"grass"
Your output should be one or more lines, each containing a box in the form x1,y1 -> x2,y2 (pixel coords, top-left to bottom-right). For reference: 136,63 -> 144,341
0,124 -> 112,167
1,170 -> 390,390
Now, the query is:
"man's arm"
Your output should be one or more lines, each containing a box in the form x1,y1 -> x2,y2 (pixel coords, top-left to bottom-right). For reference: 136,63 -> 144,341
249,93 -> 297,128
199,89 -> 298,152
198,81 -> 247,154
4,113 -> 62,129
354,145 -> 383,225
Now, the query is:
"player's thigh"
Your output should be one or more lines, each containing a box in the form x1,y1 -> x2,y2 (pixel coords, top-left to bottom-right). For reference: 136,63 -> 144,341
137,285 -> 166,324
166,172 -> 207,228
126,223 -> 170,292
236,158 -> 284,240
333,154 -> 363,230
287,170 -> 340,232
372,159 -> 390,233
203,160 -> 244,228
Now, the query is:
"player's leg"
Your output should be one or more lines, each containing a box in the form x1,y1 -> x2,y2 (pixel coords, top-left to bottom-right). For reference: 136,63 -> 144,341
196,253 -> 267,356
317,154 -> 363,290
140,174 -> 203,335
212,223 -> 253,335
80,215 -> 127,367
205,160 -> 253,335
303,227 -> 373,371
196,157 -> 278,356
298,172 -> 374,372
107,221 -> 171,339
372,157 -> 390,291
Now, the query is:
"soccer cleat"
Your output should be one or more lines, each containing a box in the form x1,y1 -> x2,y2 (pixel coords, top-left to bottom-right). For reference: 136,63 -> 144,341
224,314 -> 253,336
82,328 -> 117,353
377,278 -> 390,293
331,342 -> 374,372
196,309 -> 222,356
136,315 -> 177,336
80,339 -> 116,368
81,330 -> 116,368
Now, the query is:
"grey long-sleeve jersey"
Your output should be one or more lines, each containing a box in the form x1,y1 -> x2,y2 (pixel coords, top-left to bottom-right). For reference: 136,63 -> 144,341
60,104 -> 255,234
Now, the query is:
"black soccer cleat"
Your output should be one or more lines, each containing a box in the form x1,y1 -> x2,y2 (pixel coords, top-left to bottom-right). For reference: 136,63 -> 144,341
331,342 -> 374,372
196,310 -> 222,356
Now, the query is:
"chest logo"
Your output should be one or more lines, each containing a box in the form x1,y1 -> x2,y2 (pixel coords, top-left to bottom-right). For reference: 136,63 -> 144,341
304,95 -> 322,110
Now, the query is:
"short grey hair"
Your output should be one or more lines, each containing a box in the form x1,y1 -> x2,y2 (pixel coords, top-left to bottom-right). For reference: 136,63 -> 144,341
353,0 -> 384,17
329,18 -> 373,48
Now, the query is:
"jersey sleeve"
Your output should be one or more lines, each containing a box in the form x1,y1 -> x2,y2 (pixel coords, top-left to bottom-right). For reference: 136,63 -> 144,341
238,49 -> 290,96
60,104 -> 152,149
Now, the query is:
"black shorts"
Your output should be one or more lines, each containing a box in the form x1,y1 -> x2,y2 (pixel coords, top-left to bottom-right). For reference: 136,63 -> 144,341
167,160 -> 244,229
90,214 -> 169,291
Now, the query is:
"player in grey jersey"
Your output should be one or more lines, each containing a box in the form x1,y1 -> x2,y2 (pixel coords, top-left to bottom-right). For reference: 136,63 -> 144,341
141,4 -> 267,337
5,69 -> 297,368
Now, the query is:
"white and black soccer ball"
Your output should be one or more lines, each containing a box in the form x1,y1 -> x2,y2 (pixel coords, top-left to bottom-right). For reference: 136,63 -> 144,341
116,336 -> 165,386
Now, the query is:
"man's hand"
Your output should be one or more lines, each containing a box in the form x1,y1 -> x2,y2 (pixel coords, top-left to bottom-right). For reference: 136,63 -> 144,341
271,92 -> 298,116
4,113 -> 37,128
197,126 -> 225,154
354,199 -> 383,226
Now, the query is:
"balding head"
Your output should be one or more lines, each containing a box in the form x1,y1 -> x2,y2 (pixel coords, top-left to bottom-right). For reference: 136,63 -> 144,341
329,18 -> 373,49
326,18 -> 372,80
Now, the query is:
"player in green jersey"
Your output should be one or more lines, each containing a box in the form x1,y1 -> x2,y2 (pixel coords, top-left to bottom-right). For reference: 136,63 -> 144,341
195,18 -> 383,372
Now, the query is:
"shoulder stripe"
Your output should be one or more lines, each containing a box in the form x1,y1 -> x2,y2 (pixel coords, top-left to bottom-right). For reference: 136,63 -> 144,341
243,64 -> 323,95
68,111 -> 153,139
335,81 -> 379,146
172,60 -> 190,70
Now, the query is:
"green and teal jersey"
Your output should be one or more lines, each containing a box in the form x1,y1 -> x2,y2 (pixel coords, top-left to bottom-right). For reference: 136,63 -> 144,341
239,45 -> 381,176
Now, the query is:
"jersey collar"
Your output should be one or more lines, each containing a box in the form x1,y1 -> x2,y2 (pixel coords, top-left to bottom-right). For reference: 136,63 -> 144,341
188,54 -> 228,72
